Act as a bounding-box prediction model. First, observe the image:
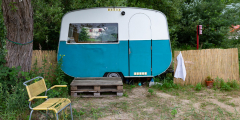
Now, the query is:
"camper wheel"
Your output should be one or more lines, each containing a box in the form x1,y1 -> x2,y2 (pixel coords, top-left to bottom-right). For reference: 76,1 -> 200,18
107,72 -> 120,77
103,72 -> 124,80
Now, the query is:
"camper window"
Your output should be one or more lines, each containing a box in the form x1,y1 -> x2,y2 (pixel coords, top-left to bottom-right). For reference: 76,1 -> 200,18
68,23 -> 118,43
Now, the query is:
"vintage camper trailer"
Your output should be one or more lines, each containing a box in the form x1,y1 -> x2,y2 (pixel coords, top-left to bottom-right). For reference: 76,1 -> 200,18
58,7 -> 172,78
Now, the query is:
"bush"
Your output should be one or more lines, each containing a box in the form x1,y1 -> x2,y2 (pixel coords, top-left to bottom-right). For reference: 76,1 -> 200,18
0,65 -> 30,119
0,52 -> 70,119
148,89 -> 154,95
213,77 -> 239,91
152,77 -> 180,90
195,83 -> 202,91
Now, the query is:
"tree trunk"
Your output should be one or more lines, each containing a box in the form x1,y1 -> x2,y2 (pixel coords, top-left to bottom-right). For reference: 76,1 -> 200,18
2,0 -> 33,72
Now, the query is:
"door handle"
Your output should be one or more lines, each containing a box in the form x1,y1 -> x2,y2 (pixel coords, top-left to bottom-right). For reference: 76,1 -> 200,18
129,48 -> 131,54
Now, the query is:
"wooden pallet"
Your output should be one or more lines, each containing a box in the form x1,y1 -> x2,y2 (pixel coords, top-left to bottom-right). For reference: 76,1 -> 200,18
71,91 -> 123,97
70,77 -> 123,97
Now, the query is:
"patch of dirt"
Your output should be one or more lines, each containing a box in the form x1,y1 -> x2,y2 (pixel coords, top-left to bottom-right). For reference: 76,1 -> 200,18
98,113 -> 133,120
181,100 -> 191,105
193,102 -> 201,110
70,86 -> 240,119
90,97 -> 116,104
142,107 -> 154,113
208,99 -> 240,113
229,97 -> 240,106
156,92 -> 176,98
138,102 -> 147,106
205,104 -> 216,111
129,86 -> 148,98
226,96 -> 233,99
195,93 -> 205,96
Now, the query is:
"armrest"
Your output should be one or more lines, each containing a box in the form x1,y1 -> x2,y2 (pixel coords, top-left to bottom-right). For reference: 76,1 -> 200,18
50,85 -> 67,89
29,96 -> 48,101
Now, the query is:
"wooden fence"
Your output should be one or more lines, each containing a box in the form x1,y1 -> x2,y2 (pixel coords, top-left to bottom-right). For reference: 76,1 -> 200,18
31,50 -> 57,80
174,48 -> 239,85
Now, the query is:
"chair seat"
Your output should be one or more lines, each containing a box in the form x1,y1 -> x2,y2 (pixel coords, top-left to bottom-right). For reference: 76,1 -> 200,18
33,98 -> 71,113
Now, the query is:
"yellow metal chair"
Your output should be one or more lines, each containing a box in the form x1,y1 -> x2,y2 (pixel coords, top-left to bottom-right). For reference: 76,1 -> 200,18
23,76 -> 73,120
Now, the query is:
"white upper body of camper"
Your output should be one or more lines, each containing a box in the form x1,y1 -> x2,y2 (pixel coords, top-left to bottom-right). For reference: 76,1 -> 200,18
60,7 -> 169,42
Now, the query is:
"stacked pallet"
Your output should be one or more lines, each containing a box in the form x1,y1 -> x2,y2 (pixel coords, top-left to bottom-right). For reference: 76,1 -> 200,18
70,77 -> 123,97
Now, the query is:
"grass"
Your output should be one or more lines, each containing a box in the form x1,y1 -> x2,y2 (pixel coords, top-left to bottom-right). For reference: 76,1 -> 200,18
49,83 -> 240,120
5,75 -> 240,119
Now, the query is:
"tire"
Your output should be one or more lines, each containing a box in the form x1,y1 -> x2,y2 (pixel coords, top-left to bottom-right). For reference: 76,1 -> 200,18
103,72 -> 124,81
107,72 -> 121,77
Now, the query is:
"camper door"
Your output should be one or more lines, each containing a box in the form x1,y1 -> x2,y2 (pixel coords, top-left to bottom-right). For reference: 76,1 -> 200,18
129,13 -> 152,76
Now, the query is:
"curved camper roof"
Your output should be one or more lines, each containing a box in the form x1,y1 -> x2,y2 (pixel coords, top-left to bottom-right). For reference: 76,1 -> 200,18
60,7 -> 170,41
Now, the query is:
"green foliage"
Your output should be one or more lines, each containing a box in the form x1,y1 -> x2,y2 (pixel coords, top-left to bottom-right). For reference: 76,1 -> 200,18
176,0 -> 230,48
45,55 -> 68,98
152,77 -> 180,90
206,76 -> 214,81
0,1 -> 6,65
0,52 -> 69,119
32,0 -> 65,50
70,0 -> 127,10
0,64 -> 30,119
78,28 -> 90,42
11,0 -> 238,51
2,0 -> 240,52
148,88 -> 154,95
195,83 -> 202,91
213,77 -> 239,91
73,108 -> 85,117
171,107 -> 178,117
31,0 -> 126,50
130,85 -> 136,89
220,82 -> 232,91
123,91 -> 128,97
153,77 -> 160,82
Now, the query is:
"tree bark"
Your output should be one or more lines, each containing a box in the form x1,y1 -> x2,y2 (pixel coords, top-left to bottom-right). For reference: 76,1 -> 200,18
2,0 -> 33,72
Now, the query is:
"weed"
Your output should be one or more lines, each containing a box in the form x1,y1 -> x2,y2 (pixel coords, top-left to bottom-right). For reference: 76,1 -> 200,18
213,77 -> 239,91
221,82 -> 232,91
201,102 -> 217,109
152,77 -> 180,91
195,83 -> 202,91
171,107 -> 177,117
130,85 -> 136,89
229,80 -> 239,89
175,92 -> 180,96
148,88 -> 154,95
217,107 -> 224,114
226,102 -> 236,107
110,101 -> 128,112
123,91 -> 128,97
72,108 -> 87,119
153,77 -> 160,82
218,97 -> 231,102
123,83 -> 136,91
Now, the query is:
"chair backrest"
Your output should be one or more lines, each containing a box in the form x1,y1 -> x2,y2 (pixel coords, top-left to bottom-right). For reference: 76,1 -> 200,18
25,79 -> 47,99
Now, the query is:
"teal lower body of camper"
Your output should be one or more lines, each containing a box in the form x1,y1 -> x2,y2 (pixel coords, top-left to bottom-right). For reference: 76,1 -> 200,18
58,40 -> 172,78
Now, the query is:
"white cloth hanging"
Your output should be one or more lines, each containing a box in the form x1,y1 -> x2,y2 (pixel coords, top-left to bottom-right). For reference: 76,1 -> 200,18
174,52 -> 186,81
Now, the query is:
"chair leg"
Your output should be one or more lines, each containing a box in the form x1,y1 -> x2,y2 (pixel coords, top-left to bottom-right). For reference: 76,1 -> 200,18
56,113 -> 59,120
46,110 -> 48,120
29,110 -> 34,120
70,104 -> 73,120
